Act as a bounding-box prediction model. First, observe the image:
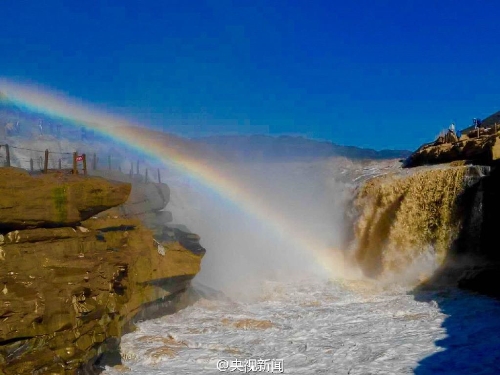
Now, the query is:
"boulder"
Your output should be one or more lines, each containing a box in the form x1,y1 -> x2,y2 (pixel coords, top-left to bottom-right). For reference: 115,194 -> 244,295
158,225 -> 206,255
89,169 -> 170,219
123,183 -> 170,215
0,168 -> 131,229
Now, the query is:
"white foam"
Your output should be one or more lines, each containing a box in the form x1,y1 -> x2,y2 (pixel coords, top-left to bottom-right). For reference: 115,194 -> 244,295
102,278 -> 500,374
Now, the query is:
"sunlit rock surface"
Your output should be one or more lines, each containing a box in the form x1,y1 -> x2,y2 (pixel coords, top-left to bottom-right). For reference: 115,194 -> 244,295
0,170 -> 204,374
404,132 -> 500,168
0,168 -> 131,229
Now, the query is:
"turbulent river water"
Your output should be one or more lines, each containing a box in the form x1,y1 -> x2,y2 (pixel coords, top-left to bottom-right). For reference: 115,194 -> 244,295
102,160 -> 500,375
5,101 -> 500,374
103,278 -> 500,375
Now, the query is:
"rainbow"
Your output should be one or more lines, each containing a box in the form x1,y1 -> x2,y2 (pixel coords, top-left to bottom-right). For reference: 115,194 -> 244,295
0,79 -> 349,278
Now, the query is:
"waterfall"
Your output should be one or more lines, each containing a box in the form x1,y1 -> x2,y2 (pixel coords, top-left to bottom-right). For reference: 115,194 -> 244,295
350,165 -> 489,279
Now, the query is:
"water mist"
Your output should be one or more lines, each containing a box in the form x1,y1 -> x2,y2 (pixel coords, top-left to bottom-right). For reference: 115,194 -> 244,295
166,159 -> 356,300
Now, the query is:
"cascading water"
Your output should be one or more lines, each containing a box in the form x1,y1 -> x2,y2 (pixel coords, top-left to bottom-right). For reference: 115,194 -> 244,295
103,163 -> 500,375
350,165 -> 489,281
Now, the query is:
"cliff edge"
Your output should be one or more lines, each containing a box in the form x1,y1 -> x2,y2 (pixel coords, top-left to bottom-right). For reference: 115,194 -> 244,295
404,130 -> 500,168
0,169 -> 204,374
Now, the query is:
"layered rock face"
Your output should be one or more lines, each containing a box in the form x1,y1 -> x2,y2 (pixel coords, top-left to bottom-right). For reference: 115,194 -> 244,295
404,132 -> 500,168
0,168 -> 131,229
0,169 -> 204,374
89,169 -> 204,254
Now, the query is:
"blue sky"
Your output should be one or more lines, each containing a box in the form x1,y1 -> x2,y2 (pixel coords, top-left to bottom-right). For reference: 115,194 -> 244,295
1,0 -> 500,150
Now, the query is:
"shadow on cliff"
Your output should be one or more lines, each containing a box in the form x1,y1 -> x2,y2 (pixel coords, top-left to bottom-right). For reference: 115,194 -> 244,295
412,166 -> 500,374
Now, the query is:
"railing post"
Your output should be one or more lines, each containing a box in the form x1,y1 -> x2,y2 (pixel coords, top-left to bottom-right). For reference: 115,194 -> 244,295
73,152 -> 77,175
145,168 -> 148,183
83,154 -> 87,176
108,155 -> 111,170
58,159 -> 62,170
92,153 -> 97,170
4,144 -> 10,167
30,158 -> 34,171
43,149 -> 49,173
136,160 -> 139,175
39,156 -> 42,170
157,168 -> 161,184
119,166 -> 122,173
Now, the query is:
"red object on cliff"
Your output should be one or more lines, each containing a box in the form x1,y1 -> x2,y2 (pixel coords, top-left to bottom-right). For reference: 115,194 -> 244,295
76,155 -> 84,162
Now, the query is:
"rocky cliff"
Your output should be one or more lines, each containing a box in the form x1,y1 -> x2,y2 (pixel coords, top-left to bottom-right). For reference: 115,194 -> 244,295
0,168 -> 205,374
0,169 -> 131,230
88,169 -> 205,255
404,131 -> 500,168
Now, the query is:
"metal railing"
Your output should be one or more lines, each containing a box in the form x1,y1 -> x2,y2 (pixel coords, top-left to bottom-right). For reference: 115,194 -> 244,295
0,144 -> 165,183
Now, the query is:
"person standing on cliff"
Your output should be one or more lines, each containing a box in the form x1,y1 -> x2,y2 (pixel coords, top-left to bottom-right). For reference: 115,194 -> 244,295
449,123 -> 456,133
473,118 -> 482,129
